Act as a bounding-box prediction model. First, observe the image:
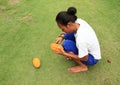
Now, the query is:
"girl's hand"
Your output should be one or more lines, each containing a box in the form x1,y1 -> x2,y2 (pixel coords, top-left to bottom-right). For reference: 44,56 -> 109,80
55,32 -> 65,44
58,48 -> 72,60
66,57 -> 72,60
57,46 -> 65,55
55,37 -> 64,44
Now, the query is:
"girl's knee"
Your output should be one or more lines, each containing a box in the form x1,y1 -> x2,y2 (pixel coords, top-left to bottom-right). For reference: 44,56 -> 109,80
64,33 -> 76,42
62,40 -> 78,54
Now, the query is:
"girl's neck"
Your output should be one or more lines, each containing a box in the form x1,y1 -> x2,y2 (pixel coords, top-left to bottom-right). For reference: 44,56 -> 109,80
74,23 -> 80,32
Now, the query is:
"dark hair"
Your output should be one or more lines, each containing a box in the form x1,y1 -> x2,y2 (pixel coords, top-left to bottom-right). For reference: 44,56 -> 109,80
56,7 -> 77,26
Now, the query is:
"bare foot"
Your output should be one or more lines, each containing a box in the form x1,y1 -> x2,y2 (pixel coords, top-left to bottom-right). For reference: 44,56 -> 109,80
68,65 -> 88,73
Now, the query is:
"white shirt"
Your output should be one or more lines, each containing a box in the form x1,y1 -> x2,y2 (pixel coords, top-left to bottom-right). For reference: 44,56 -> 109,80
74,18 -> 101,60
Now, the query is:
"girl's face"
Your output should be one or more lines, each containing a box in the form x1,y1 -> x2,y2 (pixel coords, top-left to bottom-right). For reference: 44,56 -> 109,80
57,22 -> 76,33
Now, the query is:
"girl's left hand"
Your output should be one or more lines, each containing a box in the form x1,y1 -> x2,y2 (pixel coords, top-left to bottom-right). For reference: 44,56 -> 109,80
58,48 -> 72,60
57,47 -> 66,55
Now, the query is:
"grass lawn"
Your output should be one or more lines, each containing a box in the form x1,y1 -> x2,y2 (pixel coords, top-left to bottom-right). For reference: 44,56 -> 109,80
0,0 -> 120,85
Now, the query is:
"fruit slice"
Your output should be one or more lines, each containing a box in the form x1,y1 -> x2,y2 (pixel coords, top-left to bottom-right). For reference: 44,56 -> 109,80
33,58 -> 40,68
50,43 -> 63,53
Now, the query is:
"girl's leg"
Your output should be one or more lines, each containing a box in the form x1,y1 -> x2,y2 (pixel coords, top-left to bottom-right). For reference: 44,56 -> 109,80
68,53 -> 88,73
62,40 -> 78,54
82,54 -> 99,65
62,40 -> 88,73
67,53 -> 99,73
64,32 -> 76,42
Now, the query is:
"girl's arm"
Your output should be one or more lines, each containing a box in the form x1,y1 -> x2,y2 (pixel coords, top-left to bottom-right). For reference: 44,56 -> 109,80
63,52 -> 88,61
55,32 -> 65,44
59,48 -> 88,61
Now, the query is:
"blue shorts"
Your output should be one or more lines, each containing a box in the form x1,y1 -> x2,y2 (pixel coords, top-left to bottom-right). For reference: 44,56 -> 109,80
62,33 -> 99,65
82,54 -> 99,65
64,32 -> 76,42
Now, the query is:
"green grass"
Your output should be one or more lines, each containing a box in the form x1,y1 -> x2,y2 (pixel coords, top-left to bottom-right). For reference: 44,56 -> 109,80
0,0 -> 120,85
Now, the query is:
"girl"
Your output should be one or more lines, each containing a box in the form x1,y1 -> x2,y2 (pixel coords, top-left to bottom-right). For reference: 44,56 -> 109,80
55,7 -> 101,73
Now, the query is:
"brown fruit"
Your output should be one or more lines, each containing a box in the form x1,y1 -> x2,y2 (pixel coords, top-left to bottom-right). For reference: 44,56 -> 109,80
107,59 -> 111,63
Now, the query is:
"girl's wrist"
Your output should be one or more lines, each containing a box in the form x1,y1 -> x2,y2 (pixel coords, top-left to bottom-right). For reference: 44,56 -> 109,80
58,32 -> 65,39
58,35 -> 64,39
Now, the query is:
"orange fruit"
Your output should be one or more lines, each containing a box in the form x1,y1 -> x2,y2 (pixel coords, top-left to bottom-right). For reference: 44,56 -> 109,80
33,57 -> 40,68
50,43 -> 63,53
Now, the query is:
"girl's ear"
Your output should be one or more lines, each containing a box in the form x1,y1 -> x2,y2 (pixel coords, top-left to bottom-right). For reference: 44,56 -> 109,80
66,22 -> 73,28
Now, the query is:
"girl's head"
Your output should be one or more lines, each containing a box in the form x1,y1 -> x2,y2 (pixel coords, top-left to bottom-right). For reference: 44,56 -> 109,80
56,7 -> 78,33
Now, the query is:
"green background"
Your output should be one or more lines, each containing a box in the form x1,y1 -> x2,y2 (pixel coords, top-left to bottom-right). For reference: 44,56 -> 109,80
0,0 -> 120,85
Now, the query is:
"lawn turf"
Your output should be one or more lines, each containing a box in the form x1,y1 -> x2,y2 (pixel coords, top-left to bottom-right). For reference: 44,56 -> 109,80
0,0 -> 120,85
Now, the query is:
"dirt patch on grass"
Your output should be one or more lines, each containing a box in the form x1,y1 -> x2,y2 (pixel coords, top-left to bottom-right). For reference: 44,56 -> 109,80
0,6 -> 6,10
19,14 -> 35,24
8,0 -> 21,5
0,6 -> 7,18
0,11 -> 6,16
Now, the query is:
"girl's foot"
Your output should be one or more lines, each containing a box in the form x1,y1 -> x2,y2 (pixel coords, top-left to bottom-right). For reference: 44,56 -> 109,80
68,65 -> 88,73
